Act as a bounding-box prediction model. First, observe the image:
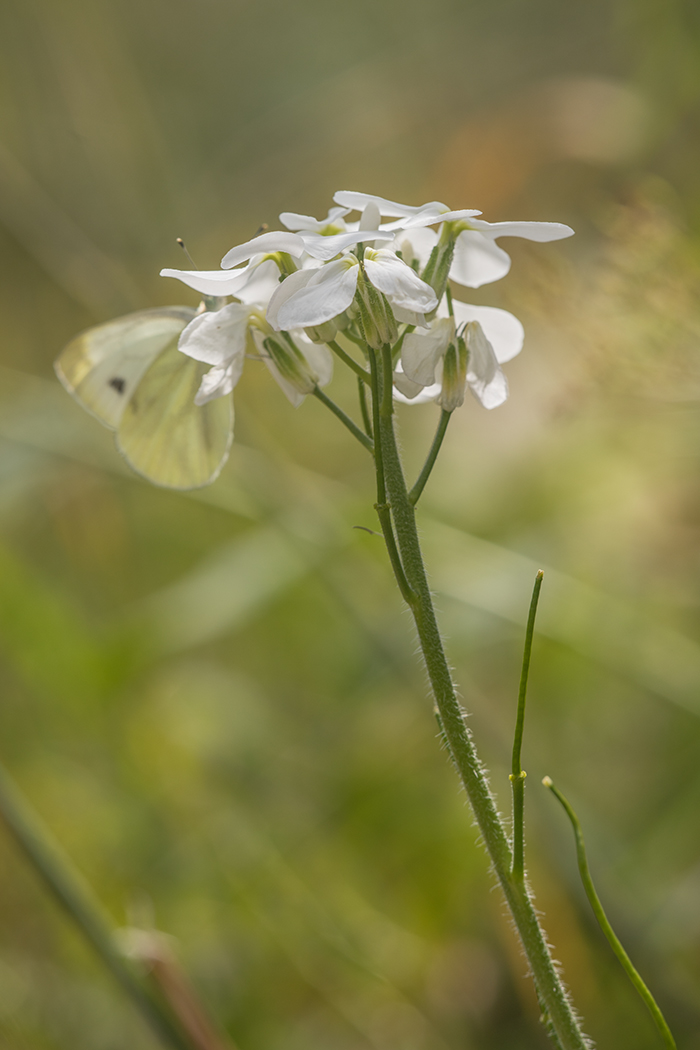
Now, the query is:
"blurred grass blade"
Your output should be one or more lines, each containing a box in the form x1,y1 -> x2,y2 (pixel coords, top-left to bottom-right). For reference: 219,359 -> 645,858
120,929 -> 235,1050
543,776 -> 676,1049
0,760 -> 194,1050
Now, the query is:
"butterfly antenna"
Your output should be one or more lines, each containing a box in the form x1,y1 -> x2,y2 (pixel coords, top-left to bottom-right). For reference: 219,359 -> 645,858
176,237 -> 198,269
254,223 -> 269,237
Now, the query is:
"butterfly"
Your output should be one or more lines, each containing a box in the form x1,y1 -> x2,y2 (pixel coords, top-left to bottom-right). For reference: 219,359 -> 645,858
55,307 -> 234,489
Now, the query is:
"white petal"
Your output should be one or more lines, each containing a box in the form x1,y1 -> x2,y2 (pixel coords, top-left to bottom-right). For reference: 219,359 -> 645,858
327,205 -> 352,225
393,382 -> 442,405
233,258 -> 282,305
363,249 -> 438,313
279,211 -> 321,231
450,302 -> 524,363
178,303 -> 251,366
388,227 -> 438,271
250,329 -> 305,408
279,206 -> 350,232
450,230 -> 512,288
392,306 -> 428,326
360,201 -> 381,231
300,228 -> 393,261
393,371 -> 422,399
194,361 -> 240,405
160,266 -> 253,297
468,218 -> 574,242
264,361 -> 305,406
276,258 -> 359,329
401,207 -> 482,228
465,322 -> 508,409
221,231 -> 305,269
401,317 -> 455,387
292,332 -> 334,387
266,268 -> 316,330
334,191 -> 449,217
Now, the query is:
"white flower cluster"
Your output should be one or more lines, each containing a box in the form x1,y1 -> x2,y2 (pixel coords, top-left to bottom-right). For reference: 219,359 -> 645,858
161,191 -> 573,411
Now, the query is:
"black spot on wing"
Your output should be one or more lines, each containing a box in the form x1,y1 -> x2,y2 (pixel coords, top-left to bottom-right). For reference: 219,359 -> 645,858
109,377 -> 127,394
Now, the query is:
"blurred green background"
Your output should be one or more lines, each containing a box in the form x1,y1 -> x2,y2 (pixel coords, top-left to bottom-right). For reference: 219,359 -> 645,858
0,0 -> 699,1047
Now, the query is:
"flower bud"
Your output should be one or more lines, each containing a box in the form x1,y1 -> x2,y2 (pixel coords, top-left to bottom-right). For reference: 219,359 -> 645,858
304,319 -> 339,344
354,267 -> 399,349
420,223 -> 456,305
437,336 -> 467,411
262,334 -> 318,395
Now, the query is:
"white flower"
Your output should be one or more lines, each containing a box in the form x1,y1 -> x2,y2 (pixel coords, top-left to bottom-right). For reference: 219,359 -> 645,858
279,206 -> 351,234
334,191 -> 574,288
220,230 -> 306,269
296,228 -> 395,261
333,191 -> 479,230
279,202 -> 396,258
267,248 -> 437,332
161,257 -> 280,302
177,301 -> 331,408
392,362 -> 443,405
161,230 -> 307,300
178,302 -> 253,405
399,300 -> 522,410
463,322 -> 508,409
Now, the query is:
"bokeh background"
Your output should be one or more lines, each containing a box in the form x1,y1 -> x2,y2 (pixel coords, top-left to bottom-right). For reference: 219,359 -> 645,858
0,0 -> 699,1047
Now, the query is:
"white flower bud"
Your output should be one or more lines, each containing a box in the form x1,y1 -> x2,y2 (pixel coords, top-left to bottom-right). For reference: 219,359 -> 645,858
354,267 -> 398,349
304,319 -> 339,344
437,337 -> 467,411
261,334 -> 318,396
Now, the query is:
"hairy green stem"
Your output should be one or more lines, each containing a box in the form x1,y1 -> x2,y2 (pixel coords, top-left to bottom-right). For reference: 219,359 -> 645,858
374,344 -> 590,1050
0,762 -> 193,1050
408,409 -> 451,505
544,778 -> 676,1050
312,387 -> 374,453
367,348 -> 415,606
510,569 -> 544,884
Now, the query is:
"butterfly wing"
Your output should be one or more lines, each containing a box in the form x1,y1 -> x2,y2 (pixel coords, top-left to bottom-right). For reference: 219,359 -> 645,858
56,306 -> 233,489
116,339 -> 233,490
55,307 -> 197,429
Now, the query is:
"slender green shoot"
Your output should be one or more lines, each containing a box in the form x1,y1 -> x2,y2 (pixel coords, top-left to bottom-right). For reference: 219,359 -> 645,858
327,340 -> 370,384
358,376 -> 373,439
0,762 -> 193,1050
510,570 -> 544,882
408,410 -> 451,505
312,386 -> 374,453
543,777 -> 677,1050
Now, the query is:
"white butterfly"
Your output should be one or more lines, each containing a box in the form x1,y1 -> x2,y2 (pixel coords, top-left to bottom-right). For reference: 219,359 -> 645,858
55,307 -> 234,489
